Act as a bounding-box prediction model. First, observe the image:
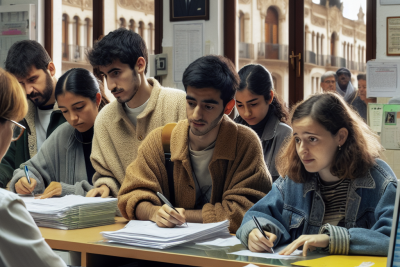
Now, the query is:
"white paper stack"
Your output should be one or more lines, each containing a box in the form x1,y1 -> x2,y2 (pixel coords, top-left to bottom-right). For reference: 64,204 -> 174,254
21,195 -> 117,230
101,220 -> 231,249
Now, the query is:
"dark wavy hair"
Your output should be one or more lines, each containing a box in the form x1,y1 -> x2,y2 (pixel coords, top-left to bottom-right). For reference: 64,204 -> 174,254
55,68 -> 109,111
182,55 -> 239,107
238,64 -> 289,123
276,92 -> 383,183
5,40 -> 52,78
86,28 -> 148,74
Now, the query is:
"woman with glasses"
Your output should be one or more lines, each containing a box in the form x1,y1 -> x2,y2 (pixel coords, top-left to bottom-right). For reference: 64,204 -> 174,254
234,64 -> 292,181
0,68 -> 67,266
9,68 -> 109,199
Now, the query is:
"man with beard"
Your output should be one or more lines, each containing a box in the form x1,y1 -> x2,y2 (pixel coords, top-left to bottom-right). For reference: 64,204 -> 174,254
118,55 -> 272,233
336,68 -> 367,121
0,40 -> 66,188
85,28 -> 186,198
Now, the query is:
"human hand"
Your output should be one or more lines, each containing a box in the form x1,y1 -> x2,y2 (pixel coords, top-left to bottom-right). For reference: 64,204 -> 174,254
248,228 -> 276,253
86,184 -> 110,197
15,177 -> 37,195
279,234 -> 329,256
152,204 -> 186,228
39,182 -> 62,199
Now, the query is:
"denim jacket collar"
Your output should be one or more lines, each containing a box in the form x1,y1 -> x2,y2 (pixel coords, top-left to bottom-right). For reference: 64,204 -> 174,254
302,171 -> 376,228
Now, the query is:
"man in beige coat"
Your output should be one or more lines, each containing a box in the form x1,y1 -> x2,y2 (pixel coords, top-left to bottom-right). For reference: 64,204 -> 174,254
118,55 -> 272,233
86,28 -> 186,198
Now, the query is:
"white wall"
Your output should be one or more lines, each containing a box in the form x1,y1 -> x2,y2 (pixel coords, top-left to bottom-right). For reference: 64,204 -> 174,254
161,0 -> 224,88
376,0 -> 400,60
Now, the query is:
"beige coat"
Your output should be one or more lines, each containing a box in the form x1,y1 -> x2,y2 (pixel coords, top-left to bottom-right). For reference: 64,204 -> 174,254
118,115 -> 272,233
90,78 -> 187,197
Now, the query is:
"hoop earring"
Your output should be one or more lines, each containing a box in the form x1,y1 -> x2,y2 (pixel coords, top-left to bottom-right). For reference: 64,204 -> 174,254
338,145 -> 341,151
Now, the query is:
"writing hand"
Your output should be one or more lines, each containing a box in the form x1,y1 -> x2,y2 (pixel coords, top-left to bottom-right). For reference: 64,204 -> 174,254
152,204 -> 186,228
279,234 -> 329,256
248,228 -> 276,253
86,184 -> 110,197
15,177 -> 37,195
39,182 -> 62,199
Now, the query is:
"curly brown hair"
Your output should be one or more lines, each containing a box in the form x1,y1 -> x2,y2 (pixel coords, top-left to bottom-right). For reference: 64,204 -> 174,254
276,92 -> 383,182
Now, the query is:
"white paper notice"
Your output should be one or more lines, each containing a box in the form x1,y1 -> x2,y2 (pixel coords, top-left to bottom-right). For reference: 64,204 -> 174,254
367,61 -> 400,98
368,104 -> 384,133
173,23 -> 204,83
228,246 -> 303,260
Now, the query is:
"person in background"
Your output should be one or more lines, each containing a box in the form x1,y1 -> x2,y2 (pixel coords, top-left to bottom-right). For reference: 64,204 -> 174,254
336,68 -> 367,120
0,40 -> 67,188
118,56 -> 272,233
235,64 -> 292,181
86,28 -> 186,198
320,71 -> 337,93
0,68 -> 67,267
236,93 -> 396,256
357,74 -> 376,105
9,68 -> 109,199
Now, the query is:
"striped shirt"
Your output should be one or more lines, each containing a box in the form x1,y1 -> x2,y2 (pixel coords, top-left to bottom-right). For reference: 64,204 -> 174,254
319,177 -> 351,226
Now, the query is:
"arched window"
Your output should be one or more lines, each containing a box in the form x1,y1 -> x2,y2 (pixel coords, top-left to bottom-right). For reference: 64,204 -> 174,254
119,17 -> 126,29
129,19 -> 136,32
62,14 -> 69,60
73,16 -> 80,46
138,21 -> 144,37
331,32 -> 337,56
148,23 -> 154,54
265,7 -> 278,44
84,18 -> 91,48
312,31 -> 315,52
316,32 -> 320,63
239,11 -> 245,43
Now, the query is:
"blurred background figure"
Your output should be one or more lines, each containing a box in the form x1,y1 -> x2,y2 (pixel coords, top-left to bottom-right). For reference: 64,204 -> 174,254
320,71 -> 337,93
357,74 -> 376,104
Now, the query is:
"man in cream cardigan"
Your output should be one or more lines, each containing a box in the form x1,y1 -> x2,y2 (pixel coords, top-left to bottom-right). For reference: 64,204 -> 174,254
86,28 -> 186,198
118,56 -> 272,233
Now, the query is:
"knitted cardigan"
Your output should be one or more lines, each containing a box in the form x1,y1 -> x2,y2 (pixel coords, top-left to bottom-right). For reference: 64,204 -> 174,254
90,78 -> 187,197
118,115 -> 272,233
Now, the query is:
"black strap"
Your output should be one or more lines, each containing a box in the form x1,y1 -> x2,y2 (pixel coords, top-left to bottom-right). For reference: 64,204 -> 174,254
165,152 -> 175,206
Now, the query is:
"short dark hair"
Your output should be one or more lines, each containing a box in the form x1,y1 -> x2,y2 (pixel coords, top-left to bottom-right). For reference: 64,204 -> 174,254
182,55 -> 239,106
87,28 -> 148,74
357,74 -> 366,81
55,68 -> 110,111
238,64 -> 289,123
5,40 -> 52,78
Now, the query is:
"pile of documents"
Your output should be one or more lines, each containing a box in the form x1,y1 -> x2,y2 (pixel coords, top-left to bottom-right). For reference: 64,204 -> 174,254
21,195 -> 117,230
101,220 -> 231,249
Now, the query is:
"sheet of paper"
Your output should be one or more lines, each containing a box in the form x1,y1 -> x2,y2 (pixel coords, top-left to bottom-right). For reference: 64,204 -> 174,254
195,236 -> 242,247
228,245 -> 303,260
381,104 -> 400,149
367,61 -> 400,98
368,104 -> 384,133
173,23 -> 204,83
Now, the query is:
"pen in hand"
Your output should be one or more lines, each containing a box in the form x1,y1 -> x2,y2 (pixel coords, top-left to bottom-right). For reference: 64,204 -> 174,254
156,192 -> 187,226
252,215 -> 274,253
24,166 -> 35,198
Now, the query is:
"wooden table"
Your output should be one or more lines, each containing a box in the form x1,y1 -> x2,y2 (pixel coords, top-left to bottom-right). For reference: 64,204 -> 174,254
39,218 -> 302,267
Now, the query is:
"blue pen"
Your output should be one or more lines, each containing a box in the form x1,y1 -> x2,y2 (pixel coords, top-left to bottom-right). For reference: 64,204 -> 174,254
24,166 -> 35,197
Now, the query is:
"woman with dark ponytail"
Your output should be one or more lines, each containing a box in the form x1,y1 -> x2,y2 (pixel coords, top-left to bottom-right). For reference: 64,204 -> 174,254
235,64 -> 292,181
10,68 -> 109,198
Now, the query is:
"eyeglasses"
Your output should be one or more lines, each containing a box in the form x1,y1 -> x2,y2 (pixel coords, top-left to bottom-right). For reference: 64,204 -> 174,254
323,80 -> 336,84
1,118 -> 26,141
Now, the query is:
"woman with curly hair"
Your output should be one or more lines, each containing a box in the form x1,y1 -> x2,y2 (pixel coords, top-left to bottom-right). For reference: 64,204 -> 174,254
236,92 -> 396,256
235,64 -> 292,181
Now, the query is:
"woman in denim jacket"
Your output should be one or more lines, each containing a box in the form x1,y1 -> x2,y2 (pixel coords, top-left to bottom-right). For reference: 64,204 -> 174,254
236,93 -> 397,256
235,65 -> 292,181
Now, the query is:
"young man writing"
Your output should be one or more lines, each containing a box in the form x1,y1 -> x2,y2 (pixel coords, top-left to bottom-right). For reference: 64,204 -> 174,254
0,40 -> 66,189
86,28 -> 186,198
118,55 -> 272,233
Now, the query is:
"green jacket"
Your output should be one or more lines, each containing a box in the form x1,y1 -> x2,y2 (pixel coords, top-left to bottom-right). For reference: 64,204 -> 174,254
0,101 -> 66,188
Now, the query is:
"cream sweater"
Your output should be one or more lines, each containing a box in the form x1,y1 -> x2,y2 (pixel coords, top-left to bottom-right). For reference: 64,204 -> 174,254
90,78 -> 187,197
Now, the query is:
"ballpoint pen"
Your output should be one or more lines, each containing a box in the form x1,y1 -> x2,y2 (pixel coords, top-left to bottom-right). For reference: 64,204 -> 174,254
252,215 -> 274,253
157,192 -> 188,226
24,165 -> 35,197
